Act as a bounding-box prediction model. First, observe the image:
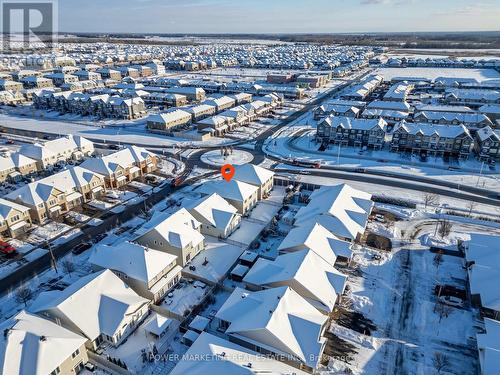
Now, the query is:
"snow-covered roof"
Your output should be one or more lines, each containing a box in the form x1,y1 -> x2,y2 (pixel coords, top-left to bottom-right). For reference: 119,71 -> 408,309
477,319 -> 500,374
414,111 -> 492,125
0,198 -> 30,220
278,221 -> 352,265
89,241 -> 177,284
321,116 -> 387,131
367,100 -> 410,112
465,234 -> 500,312
187,193 -> 239,232
0,311 -> 87,375
233,164 -> 274,187
135,208 -> 204,250
215,286 -> 327,368
244,248 -> 347,312
5,166 -> 103,205
30,270 -> 149,341
81,145 -> 154,175
197,180 -> 258,202
476,126 -> 500,142
393,121 -> 471,139
170,331 -> 309,375
294,184 -> 373,241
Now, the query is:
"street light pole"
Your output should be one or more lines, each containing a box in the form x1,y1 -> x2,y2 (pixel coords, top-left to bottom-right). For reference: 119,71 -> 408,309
476,160 -> 485,187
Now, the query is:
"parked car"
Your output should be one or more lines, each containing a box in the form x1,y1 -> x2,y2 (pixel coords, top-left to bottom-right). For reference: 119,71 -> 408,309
108,144 -> 120,150
93,233 -> 107,243
439,295 -> 464,307
72,242 -> 93,255
0,241 -> 17,256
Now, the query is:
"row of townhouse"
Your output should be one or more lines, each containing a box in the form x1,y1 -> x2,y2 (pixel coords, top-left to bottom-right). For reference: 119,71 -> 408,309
316,116 -> 387,149
146,92 -> 280,135
341,74 -> 384,101
445,88 -> 500,107
179,184 -> 372,374
3,146 -> 158,230
130,165 -> 273,269
0,135 -> 94,183
390,121 -> 473,158
33,90 -> 146,119
317,116 -> 495,159
197,96 -> 277,136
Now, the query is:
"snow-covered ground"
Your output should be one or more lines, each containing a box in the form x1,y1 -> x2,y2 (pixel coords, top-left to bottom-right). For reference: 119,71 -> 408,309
373,67 -> 500,81
326,215 -> 499,374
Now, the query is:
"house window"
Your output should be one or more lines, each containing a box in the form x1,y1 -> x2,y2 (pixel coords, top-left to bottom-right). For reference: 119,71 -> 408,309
72,348 -> 80,358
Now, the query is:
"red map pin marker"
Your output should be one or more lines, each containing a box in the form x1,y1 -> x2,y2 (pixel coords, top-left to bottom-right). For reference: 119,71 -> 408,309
221,164 -> 235,182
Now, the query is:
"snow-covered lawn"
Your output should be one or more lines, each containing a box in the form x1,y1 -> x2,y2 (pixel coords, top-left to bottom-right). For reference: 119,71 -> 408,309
160,280 -> 209,316
181,237 -> 245,284
200,149 -> 254,167
373,67 -> 500,81
326,216 -> 498,374
27,221 -> 75,243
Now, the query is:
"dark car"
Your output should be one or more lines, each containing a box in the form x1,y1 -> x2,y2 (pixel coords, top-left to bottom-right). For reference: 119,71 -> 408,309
108,144 -> 120,150
72,242 -> 93,255
93,233 -> 107,243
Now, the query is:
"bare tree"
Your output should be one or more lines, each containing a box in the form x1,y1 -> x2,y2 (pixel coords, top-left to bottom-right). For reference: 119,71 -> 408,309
434,302 -> 453,323
61,259 -> 76,278
14,285 -> 33,307
433,252 -> 444,269
423,193 -> 439,210
433,352 -> 450,374
438,220 -> 452,238
466,201 -> 476,217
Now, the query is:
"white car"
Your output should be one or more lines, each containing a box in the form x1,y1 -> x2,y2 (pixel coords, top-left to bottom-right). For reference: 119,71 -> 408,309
439,295 -> 464,307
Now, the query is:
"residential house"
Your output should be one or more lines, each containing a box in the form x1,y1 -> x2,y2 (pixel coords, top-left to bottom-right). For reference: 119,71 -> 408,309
214,286 -> 328,372
18,135 -> 94,170
233,164 -> 274,200
89,241 -> 182,303
5,166 -> 106,223
278,221 -> 353,265
170,332 -> 309,375
204,96 -> 236,112
0,79 -> 23,91
0,311 -> 89,375
80,146 -> 157,188
243,248 -> 347,314
30,270 -> 150,349
186,104 -> 217,122
134,208 -> 205,267
294,184 -> 373,243
21,76 -> 53,89
197,180 -> 259,215
187,193 -> 241,239
0,198 -> 32,238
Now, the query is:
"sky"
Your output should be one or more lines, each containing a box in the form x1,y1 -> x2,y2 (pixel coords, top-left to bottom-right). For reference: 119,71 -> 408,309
58,0 -> 500,34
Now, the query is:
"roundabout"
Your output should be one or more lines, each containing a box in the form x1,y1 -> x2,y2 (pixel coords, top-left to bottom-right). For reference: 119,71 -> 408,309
200,149 -> 254,167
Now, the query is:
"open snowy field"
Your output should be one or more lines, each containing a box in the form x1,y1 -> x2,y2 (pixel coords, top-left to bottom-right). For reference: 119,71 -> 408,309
373,67 -> 500,81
